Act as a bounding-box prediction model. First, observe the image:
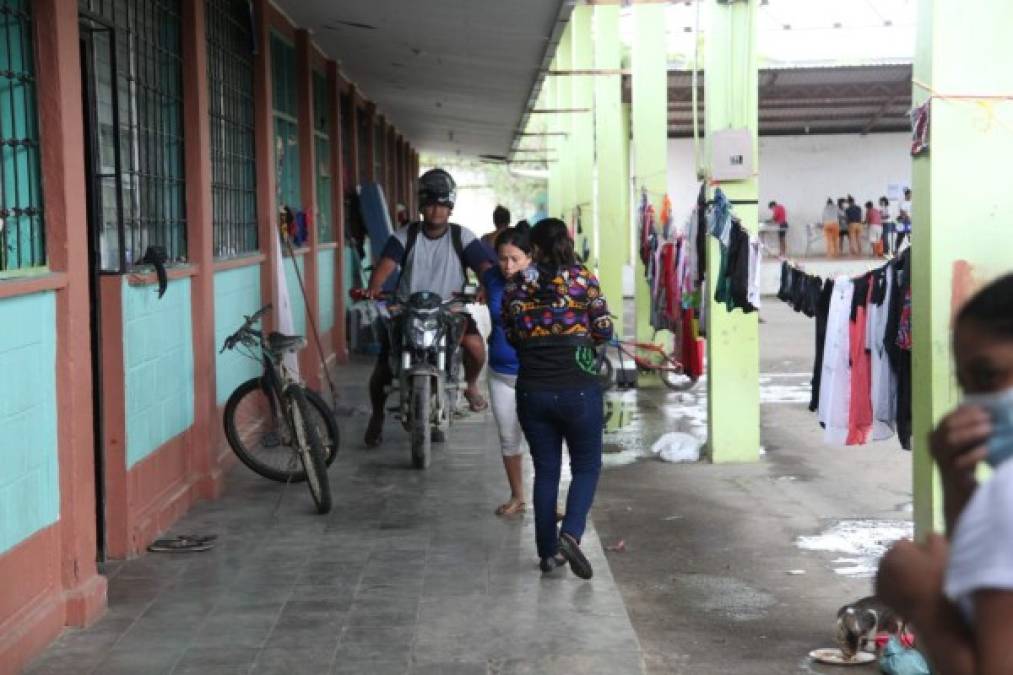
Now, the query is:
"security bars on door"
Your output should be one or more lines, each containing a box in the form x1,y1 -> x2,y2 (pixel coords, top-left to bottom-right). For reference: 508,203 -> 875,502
207,0 -> 257,259
271,32 -> 299,213
313,70 -> 333,243
79,0 -> 186,272
0,0 -> 44,275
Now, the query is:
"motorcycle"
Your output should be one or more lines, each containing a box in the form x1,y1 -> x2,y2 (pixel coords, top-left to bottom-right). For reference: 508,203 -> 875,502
351,285 -> 478,468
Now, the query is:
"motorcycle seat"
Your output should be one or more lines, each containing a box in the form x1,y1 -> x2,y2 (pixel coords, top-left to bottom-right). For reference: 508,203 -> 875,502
267,332 -> 306,354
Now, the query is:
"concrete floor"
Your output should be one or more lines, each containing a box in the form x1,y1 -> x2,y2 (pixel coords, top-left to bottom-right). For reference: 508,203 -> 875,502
593,300 -> 910,674
25,361 -> 643,675
25,299 -> 910,675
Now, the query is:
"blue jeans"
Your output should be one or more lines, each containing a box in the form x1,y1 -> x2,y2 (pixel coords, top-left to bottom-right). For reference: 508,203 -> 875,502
517,386 -> 603,559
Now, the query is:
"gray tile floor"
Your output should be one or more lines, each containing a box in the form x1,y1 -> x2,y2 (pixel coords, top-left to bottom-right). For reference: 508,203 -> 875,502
26,367 -> 645,675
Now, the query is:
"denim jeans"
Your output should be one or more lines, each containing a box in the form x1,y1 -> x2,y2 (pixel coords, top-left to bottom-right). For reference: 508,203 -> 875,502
517,385 -> 603,559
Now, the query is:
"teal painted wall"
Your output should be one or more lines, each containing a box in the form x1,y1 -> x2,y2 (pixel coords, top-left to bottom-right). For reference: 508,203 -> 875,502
0,292 -> 58,554
214,265 -> 263,406
123,278 -> 194,468
317,249 -> 335,333
284,255 -> 307,336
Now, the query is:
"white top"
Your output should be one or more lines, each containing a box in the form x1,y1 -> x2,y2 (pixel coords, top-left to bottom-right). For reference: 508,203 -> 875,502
818,277 -> 854,445
944,459 -> 1013,625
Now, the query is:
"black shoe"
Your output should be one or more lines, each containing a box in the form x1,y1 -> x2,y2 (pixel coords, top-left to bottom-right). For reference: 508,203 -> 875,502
539,555 -> 566,574
558,533 -> 593,580
364,415 -> 384,448
431,429 -> 446,443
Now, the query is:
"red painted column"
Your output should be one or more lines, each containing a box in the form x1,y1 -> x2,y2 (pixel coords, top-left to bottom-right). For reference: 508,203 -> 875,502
365,103 -> 377,183
253,0 -> 279,328
349,87 -> 361,189
295,30 -> 320,389
328,63 -> 348,363
180,0 -> 220,498
33,0 -> 107,626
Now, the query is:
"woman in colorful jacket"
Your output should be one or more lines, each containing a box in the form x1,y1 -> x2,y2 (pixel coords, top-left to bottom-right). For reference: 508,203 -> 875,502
502,218 -> 614,579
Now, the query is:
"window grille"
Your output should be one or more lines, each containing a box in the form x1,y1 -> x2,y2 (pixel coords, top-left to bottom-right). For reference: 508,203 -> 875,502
340,91 -> 353,192
270,32 -> 299,213
207,0 -> 257,259
0,0 -> 44,275
313,70 -> 333,242
79,0 -> 186,271
356,107 -> 369,183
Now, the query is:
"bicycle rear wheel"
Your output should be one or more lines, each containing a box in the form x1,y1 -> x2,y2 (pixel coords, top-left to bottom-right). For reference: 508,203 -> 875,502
286,386 -> 332,514
659,356 -> 698,392
224,377 -> 337,482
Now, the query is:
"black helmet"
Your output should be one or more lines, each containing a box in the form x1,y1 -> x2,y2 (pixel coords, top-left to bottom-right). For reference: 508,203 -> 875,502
418,168 -> 456,209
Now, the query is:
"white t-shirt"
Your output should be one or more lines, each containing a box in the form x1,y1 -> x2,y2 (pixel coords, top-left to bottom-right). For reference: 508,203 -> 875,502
944,459 -> 1013,624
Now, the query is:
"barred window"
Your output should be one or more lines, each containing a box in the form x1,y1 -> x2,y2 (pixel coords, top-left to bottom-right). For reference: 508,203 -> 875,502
79,0 -> 186,271
270,32 -> 299,213
340,91 -> 353,192
356,106 -> 369,184
313,70 -> 333,243
207,0 -> 257,259
0,0 -> 44,275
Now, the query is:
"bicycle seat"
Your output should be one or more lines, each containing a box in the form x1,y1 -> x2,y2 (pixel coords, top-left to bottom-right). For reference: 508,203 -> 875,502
267,332 -> 306,354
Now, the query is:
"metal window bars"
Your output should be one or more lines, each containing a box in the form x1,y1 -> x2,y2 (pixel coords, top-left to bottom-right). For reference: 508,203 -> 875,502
79,0 -> 186,271
313,70 -> 333,243
0,0 -> 45,275
207,0 -> 257,259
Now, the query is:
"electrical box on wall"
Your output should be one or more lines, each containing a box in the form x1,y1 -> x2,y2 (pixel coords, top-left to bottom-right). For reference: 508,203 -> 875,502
710,128 -> 754,182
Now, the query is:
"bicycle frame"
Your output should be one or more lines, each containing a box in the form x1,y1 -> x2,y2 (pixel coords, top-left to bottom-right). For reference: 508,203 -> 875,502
609,338 -> 685,375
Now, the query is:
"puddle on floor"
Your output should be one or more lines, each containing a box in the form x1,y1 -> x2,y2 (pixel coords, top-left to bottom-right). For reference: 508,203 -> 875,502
796,519 -> 913,578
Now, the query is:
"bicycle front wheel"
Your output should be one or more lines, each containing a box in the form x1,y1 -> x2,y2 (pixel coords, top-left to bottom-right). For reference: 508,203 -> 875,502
224,377 -> 337,483
286,386 -> 332,514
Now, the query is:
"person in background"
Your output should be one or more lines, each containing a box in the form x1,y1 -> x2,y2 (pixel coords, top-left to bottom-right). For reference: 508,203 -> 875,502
845,195 -> 864,256
865,200 -> 884,257
483,224 -> 532,517
769,200 -> 789,257
879,196 -> 895,256
395,203 -> 410,228
502,218 -> 613,580
822,197 -> 840,258
481,204 -> 511,250
837,198 -> 850,256
896,188 -> 913,249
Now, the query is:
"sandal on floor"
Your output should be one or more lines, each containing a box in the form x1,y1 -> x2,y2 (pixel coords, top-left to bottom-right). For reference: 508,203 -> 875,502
495,499 -> 526,516
463,390 -> 488,412
148,535 -> 216,553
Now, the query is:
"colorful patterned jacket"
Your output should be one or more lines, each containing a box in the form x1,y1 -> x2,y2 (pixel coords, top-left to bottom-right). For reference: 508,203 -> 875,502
502,264 -> 614,348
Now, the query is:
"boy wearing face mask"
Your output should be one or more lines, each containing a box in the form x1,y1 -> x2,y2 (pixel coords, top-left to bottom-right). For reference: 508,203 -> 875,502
876,272 -> 1013,675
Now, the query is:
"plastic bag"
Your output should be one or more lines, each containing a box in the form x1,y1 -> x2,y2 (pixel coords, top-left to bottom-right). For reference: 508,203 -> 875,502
650,432 -> 702,463
879,636 -> 931,675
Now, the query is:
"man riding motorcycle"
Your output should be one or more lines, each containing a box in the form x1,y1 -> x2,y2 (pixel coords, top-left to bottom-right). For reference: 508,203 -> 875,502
362,168 -> 495,447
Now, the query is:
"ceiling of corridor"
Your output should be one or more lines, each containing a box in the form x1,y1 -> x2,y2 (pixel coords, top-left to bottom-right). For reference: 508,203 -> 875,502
276,0 -> 570,158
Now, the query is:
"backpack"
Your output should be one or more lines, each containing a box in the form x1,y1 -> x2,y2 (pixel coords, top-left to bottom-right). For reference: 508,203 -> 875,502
399,221 -> 468,286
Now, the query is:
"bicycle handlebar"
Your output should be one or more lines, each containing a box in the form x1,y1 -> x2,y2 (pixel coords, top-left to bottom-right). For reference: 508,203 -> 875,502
220,303 -> 272,353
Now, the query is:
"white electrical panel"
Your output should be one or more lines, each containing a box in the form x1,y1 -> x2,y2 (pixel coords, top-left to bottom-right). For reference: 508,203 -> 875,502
710,128 -> 754,182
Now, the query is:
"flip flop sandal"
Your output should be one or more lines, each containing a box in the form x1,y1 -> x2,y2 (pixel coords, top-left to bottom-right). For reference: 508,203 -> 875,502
147,535 -> 217,553
463,391 -> 489,412
495,499 -> 526,516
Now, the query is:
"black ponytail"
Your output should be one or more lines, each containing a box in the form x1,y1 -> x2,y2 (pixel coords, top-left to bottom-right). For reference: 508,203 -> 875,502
956,273 -> 1013,340
494,224 -> 532,255
530,218 -> 576,270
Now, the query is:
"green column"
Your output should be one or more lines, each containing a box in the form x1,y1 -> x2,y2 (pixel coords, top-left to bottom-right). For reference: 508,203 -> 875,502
631,2 -> 668,344
557,24 -> 575,228
704,0 -> 760,464
545,71 -> 560,220
911,0 -> 1013,537
593,5 -> 624,335
571,6 -> 595,267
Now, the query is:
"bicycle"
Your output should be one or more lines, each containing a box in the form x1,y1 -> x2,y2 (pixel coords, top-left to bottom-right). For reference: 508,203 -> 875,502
595,336 -> 699,392
220,304 -> 337,514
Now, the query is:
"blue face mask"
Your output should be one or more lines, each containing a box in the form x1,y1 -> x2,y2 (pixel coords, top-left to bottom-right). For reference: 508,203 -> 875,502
964,387 -> 1013,468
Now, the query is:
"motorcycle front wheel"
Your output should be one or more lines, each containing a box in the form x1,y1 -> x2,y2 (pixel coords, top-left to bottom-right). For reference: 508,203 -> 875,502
410,375 -> 432,469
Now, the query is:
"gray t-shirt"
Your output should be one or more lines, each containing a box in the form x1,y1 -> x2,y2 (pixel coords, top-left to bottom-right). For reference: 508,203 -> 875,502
380,223 -> 491,302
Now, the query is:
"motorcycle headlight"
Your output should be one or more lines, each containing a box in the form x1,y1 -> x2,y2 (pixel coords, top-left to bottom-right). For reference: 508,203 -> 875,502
409,316 -> 439,348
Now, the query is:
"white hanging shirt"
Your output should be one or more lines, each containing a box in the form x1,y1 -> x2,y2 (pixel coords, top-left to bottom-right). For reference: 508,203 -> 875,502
818,277 -> 854,445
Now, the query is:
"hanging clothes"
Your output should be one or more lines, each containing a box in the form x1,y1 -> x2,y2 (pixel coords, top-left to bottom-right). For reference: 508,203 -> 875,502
866,266 -> 897,441
819,277 -> 855,445
707,188 -> 733,248
885,248 -> 913,450
809,278 -> 834,412
846,275 -> 874,445
747,238 -> 762,310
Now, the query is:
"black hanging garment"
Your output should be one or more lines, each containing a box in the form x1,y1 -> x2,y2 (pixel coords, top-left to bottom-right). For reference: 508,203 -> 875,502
777,261 -> 792,302
809,278 -> 834,412
884,249 -> 912,450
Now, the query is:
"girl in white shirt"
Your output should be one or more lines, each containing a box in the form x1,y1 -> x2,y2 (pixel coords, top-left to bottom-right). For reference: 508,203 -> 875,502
876,272 -> 1013,675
